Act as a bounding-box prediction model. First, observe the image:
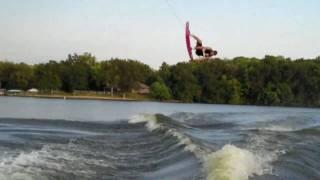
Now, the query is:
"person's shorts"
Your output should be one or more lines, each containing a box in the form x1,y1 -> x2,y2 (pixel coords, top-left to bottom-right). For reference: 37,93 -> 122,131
204,49 -> 211,54
195,49 -> 203,56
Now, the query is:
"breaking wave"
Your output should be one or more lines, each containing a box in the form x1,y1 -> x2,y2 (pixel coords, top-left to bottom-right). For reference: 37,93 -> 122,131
243,114 -> 320,132
0,110 -> 317,180
129,114 -> 277,180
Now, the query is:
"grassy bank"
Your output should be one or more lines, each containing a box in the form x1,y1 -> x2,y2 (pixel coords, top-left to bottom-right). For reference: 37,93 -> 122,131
5,91 -> 152,102
6,92 -> 184,104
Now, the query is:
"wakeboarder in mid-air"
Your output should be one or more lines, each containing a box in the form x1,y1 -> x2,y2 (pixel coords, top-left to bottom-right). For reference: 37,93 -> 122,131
185,21 -> 218,61
190,34 -> 218,58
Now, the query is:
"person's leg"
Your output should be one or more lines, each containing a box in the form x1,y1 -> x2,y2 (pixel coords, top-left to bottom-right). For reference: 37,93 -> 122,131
203,46 -> 212,51
204,47 -> 214,58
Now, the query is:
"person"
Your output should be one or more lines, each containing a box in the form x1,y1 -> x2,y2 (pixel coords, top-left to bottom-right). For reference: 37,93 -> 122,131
190,34 -> 217,58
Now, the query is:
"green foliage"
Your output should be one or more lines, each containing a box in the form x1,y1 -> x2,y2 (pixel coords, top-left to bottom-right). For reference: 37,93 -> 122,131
0,62 -> 33,90
1,53 -> 320,107
60,53 -> 96,92
98,59 -> 153,92
169,63 -> 201,102
150,81 -> 171,100
258,83 -> 280,105
34,61 -> 61,90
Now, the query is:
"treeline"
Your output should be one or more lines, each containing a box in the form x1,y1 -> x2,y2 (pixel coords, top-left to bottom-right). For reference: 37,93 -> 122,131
158,55 -> 320,107
0,53 -> 152,93
1,53 -> 320,107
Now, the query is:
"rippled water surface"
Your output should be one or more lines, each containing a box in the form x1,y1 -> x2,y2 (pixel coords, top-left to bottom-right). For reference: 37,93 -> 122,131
0,97 -> 319,180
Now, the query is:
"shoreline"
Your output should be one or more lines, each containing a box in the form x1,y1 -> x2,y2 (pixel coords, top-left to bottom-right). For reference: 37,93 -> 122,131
3,94 -> 181,103
6,94 -> 143,102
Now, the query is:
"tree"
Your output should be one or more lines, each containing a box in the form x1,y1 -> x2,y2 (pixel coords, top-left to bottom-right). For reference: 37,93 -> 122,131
3,63 -> 33,90
277,83 -> 293,105
33,61 -> 61,91
258,83 -> 280,105
169,63 -> 201,102
60,53 -> 96,92
99,60 -> 121,96
158,62 -> 172,85
150,81 -> 171,100
2,53 -> 320,107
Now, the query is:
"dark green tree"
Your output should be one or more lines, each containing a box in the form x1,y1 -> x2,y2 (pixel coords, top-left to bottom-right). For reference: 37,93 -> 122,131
33,61 -> 61,91
150,81 -> 171,100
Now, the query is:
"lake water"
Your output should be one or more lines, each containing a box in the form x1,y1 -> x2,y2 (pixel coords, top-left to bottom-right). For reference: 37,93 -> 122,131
0,96 -> 319,180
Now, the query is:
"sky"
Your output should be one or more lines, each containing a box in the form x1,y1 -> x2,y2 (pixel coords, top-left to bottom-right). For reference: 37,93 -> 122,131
0,0 -> 320,68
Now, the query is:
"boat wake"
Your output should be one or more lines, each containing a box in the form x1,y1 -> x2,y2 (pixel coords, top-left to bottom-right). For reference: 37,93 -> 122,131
129,114 -> 278,180
0,111 -> 318,180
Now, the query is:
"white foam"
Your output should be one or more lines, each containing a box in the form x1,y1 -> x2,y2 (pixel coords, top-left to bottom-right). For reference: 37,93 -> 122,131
0,142 -> 112,180
129,114 -> 161,131
0,173 -> 35,180
0,149 -> 48,180
244,116 -> 320,132
262,125 -> 295,132
167,129 -> 207,159
261,123 -> 320,132
129,114 -> 277,180
128,114 -> 152,124
205,144 -> 273,180
242,125 -> 297,132
129,114 -> 207,158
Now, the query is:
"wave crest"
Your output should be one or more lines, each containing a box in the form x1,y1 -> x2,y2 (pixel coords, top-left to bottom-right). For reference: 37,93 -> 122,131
206,144 -> 272,180
129,114 -> 276,180
129,114 -> 207,158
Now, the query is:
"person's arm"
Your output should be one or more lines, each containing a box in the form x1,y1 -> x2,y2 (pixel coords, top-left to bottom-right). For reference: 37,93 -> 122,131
190,34 -> 202,44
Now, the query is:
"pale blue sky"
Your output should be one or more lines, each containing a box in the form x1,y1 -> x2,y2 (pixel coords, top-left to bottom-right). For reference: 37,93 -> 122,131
1,0 -> 319,68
